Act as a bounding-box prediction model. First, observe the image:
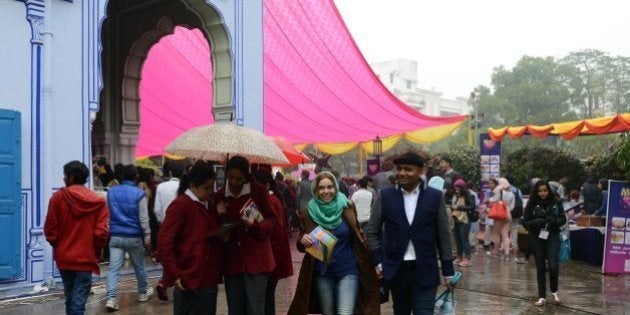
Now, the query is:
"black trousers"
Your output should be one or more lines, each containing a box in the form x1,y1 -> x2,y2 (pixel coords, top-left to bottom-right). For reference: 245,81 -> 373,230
173,287 -> 218,315
388,262 -> 437,315
529,233 -> 561,298
264,278 -> 278,315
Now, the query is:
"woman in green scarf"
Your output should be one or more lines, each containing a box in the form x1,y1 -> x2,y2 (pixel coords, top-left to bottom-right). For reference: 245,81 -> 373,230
288,171 -> 380,315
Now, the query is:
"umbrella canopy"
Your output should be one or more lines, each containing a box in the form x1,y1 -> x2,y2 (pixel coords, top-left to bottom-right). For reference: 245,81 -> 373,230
165,123 -> 289,164
270,136 -> 311,166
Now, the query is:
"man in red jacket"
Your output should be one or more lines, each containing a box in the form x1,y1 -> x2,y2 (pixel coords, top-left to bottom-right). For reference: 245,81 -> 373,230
44,160 -> 109,315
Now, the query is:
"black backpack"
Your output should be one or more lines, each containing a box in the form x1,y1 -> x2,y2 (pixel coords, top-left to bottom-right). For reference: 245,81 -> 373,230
467,191 -> 480,222
468,207 -> 480,222
511,189 -> 524,219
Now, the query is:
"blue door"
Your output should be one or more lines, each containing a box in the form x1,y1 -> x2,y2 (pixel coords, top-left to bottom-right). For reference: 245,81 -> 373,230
0,109 -> 21,279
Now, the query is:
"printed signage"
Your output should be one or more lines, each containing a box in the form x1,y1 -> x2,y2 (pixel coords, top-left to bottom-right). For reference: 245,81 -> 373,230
602,180 -> 630,274
479,133 -> 501,202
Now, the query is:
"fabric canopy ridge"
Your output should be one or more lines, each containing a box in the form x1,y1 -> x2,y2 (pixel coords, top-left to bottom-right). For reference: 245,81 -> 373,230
136,1 -> 468,159
262,0 -> 466,145
487,113 -> 630,141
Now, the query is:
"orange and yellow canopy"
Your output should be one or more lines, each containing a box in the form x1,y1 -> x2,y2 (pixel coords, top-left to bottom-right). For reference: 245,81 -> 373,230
488,113 -> 630,141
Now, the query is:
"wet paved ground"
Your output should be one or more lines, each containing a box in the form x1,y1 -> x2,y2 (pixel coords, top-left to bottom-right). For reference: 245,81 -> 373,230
1,234 -> 629,314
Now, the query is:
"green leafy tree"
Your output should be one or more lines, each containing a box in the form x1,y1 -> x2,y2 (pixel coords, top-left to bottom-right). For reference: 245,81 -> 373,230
491,56 -> 575,125
607,56 -> 630,114
611,134 -> 630,179
476,56 -> 577,155
560,49 -> 611,118
438,145 -> 481,188
503,146 -> 586,194
560,50 -> 630,117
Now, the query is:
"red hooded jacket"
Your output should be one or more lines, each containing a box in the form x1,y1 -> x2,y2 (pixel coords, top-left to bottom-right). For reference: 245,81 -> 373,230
44,185 -> 109,274
158,193 -> 223,289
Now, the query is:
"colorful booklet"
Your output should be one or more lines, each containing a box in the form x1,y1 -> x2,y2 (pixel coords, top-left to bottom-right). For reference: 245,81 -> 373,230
305,225 -> 338,264
240,199 -> 264,222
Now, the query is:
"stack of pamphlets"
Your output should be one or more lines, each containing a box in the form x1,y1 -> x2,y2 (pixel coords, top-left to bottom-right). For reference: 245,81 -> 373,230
305,225 -> 338,264
240,199 -> 264,222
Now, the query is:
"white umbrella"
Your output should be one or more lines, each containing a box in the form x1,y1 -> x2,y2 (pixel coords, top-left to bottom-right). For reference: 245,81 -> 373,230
164,123 -> 289,164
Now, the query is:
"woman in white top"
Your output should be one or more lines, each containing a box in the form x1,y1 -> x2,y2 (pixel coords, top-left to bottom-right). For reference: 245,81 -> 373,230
486,177 -> 515,261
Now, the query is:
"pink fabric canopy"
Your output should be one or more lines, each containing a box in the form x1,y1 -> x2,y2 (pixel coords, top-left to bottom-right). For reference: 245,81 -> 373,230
136,27 -> 214,158
263,0 -> 464,143
136,0 -> 466,158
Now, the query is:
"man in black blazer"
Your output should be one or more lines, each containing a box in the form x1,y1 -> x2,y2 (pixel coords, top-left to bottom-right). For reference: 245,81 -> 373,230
366,152 -> 455,314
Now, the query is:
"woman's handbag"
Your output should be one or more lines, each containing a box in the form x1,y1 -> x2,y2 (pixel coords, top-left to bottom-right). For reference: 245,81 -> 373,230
434,271 -> 461,315
558,235 -> 571,262
434,289 -> 455,315
556,204 -> 571,262
488,201 -> 508,220
488,191 -> 508,220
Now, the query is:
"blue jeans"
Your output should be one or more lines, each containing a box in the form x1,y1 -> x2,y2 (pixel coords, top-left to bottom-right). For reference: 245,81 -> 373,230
106,236 -> 148,299
314,274 -> 359,315
59,270 -> 92,315
389,263 -> 437,314
454,222 -> 471,257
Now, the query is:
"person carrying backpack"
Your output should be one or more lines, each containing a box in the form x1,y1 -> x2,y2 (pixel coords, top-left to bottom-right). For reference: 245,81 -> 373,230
451,179 -> 476,267
468,185 -> 481,251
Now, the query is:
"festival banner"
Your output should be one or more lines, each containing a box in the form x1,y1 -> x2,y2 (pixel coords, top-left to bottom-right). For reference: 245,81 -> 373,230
366,158 -> 381,176
602,180 -> 630,274
479,133 -> 501,203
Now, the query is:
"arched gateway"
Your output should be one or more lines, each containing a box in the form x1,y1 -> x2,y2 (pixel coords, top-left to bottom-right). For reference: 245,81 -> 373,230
94,0 -> 233,164
0,0 -> 263,295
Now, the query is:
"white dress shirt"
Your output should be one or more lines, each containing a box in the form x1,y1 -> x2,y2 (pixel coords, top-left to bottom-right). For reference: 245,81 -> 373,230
402,184 -> 420,261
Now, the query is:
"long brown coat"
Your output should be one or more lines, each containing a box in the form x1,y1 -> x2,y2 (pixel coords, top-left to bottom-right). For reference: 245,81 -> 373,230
288,204 -> 380,315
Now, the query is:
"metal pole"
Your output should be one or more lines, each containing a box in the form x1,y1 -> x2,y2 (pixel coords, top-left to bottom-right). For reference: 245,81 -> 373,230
474,95 -> 478,147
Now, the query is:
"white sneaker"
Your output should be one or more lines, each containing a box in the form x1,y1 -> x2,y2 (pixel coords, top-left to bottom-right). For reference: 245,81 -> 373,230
552,292 -> 562,303
105,299 -> 119,312
138,286 -> 154,302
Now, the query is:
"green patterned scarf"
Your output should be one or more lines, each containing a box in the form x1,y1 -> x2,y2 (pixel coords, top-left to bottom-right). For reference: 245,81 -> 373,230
307,171 -> 350,230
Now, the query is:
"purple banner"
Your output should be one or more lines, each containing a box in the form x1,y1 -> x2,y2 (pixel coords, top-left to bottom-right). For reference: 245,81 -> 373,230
602,180 -> 630,274
366,158 -> 380,176
479,133 -> 501,202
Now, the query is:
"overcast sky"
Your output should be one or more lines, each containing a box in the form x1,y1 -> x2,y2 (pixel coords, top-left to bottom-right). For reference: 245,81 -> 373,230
335,0 -> 630,99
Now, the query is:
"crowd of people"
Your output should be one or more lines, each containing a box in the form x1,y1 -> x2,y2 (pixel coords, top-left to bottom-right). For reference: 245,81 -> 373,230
44,152 -> 615,314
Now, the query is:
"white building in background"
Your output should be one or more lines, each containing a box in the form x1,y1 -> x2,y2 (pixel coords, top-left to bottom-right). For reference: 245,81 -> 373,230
370,59 -> 469,116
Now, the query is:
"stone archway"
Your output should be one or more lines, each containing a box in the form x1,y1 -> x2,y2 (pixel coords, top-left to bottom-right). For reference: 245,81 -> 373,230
96,0 -> 233,164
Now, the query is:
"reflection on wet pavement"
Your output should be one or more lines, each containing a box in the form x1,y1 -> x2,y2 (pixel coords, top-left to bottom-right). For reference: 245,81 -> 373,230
1,235 -> 629,314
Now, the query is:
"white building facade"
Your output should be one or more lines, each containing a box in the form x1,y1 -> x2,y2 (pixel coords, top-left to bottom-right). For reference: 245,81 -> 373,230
370,58 -> 470,116
0,0 -> 263,296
